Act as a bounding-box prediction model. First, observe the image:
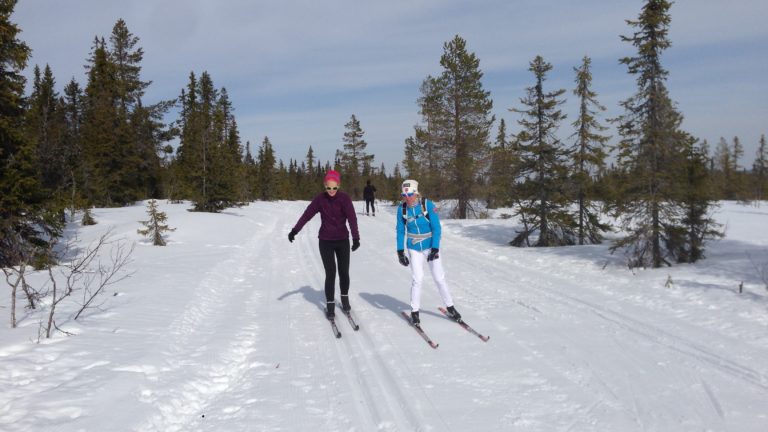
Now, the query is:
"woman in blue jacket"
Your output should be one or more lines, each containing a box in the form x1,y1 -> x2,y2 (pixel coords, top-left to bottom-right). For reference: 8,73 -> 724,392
396,179 -> 461,325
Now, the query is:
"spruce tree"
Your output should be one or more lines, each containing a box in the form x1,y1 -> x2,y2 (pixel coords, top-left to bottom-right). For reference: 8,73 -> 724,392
731,136 -> 747,201
677,138 -> 722,262
257,136 -> 276,201
206,87 -> 242,209
570,56 -> 611,245
411,78 -> 445,198
753,134 -> 767,202
510,56 -> 574,247
131,97 -> 173,199
137,199 -> 175,246
81,207 -> 96,226
402,136 -> 420,180
81,37 -> 126,205
340,114 -> 373,199
487,119 -> 517,208
0,0 -> 61,267
610,0 -> 715,268
242,140 -> 258,201
62,78 -> 85,214
109,19 -> 150,112
175,72 -> 239,211
305,145 -> 315,178
301,145 -> 320,198
27,64 -> 67,202
80,20 -> 164,206
414,36 -> 494,216
713,137 -> 732,199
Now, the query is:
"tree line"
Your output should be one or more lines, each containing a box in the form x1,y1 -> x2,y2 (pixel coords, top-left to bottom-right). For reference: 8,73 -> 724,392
1,0 -> 766,270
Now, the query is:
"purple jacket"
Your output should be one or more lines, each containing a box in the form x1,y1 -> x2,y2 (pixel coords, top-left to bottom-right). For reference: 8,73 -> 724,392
292,191 -> 360,241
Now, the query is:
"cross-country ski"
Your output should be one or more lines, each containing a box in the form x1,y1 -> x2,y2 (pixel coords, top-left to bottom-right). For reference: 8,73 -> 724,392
438,307 -> 490,342
401,311 -> 439,349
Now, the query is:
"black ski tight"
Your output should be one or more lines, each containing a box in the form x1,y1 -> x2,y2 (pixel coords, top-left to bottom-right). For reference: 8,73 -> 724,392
365,199 -> 375,214
318,239 -> 350,302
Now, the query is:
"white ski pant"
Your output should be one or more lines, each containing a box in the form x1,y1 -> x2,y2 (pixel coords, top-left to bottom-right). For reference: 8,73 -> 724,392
408,248 -> 454,312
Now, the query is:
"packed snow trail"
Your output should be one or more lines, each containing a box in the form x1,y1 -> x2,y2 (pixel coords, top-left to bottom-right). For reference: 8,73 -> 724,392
0,200 -> 767,431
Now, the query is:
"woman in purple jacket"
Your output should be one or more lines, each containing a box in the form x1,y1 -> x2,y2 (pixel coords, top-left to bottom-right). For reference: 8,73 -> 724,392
288,170 -> 360,320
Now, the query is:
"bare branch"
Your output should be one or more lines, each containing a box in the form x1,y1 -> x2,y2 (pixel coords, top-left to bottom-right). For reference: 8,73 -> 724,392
74,237 -> 134,320
3,267 -> 21,328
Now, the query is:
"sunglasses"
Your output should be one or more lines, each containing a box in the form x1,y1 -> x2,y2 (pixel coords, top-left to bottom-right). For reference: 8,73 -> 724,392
401,192 -> 415,197
325,186 -> 339,191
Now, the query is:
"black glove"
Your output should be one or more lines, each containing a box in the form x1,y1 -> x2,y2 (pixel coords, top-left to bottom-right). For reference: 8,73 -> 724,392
351,239 -> 360,251
427,248 -> 440,262
288,229 -> 297,243
397,250 -> 409,266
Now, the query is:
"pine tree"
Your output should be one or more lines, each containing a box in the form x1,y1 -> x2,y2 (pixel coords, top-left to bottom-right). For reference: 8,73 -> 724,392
510,56 -> 574,247
414,36 -> 494,217
570,56 -> 611,245
0,0 -> 61,267
610,0 -> 714,268
137,199 -> 175,246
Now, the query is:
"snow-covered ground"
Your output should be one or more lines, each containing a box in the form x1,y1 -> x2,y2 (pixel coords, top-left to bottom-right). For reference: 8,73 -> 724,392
1,200 -> 767,432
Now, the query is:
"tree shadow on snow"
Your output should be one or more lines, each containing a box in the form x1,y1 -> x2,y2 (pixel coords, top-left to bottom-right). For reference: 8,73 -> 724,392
443,222 -> 519,247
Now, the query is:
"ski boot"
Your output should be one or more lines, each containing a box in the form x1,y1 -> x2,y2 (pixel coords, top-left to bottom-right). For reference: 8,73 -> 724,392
325,302 -> 335,320
341,294 -> 352,312
410,311 -> 420,325
446,305 -> 462,322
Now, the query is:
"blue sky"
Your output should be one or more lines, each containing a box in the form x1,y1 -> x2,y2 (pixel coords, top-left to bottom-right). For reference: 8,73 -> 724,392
14,0 -> 768,171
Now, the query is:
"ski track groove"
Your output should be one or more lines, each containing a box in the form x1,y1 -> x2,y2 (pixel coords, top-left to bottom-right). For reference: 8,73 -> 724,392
133,215 -> 274,432
359,209 -> 454,431
454,241 -> 768,393
295,216 -> 430,432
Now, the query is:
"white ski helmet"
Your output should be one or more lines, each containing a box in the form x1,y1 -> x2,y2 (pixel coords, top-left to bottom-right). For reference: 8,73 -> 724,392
401,179 -> 419,196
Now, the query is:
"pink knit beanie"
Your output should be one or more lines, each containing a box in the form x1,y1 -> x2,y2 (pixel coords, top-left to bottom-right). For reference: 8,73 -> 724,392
324,170 -> 341,184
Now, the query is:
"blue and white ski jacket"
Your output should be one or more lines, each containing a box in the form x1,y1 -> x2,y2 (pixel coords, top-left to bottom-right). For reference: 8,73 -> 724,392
396,199 -> 441,252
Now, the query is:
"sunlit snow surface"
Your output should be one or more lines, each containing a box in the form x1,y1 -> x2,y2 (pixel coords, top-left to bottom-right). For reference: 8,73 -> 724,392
1,200 -> 767,431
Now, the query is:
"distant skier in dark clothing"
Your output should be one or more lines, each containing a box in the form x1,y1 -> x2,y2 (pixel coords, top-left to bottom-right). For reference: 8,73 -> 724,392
363,180 -> 377,216
288,170 -> 360,319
